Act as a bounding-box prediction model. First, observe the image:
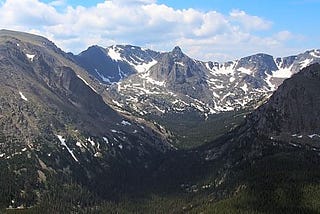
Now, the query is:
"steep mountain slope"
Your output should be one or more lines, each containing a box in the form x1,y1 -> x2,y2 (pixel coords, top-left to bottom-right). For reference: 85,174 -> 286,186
0,30 -> 172,209
248,62 -> 320,145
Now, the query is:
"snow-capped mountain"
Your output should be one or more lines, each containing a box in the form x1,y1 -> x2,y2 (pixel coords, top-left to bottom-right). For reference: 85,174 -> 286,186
75,45 -> 159,83
74,44 -> 320,149
98,46 -> 320,116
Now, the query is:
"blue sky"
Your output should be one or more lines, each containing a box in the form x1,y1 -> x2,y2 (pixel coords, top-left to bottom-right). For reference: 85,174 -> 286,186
160,0 -> 320,42
1,0 -> 319,61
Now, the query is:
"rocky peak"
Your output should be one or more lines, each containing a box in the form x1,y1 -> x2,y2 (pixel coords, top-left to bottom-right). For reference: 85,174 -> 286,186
79,45 -> 104,56
171,46 -> 184,58
236,53 -> 278,77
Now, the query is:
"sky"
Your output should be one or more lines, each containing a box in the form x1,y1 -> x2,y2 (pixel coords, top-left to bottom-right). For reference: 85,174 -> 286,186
0,0 -> 319,61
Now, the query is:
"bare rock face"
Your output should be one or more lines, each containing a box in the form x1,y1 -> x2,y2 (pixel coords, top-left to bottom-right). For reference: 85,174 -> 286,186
148,46 -> 212,102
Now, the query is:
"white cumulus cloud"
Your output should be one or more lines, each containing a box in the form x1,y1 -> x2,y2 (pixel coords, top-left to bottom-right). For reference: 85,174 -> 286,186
0,0 -> 298,61
229,9 -> 272,31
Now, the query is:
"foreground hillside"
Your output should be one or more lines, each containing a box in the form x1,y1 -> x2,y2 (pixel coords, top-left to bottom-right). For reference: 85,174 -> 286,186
0,29 -> 172,211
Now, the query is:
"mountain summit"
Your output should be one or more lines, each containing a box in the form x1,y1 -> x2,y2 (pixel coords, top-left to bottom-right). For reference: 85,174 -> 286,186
171,46 -> 184,57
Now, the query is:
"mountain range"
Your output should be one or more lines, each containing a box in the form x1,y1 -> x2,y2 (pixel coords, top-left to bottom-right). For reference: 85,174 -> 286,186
75,43 -> 320,116
73,42 -> 320,148
0,29 -> 320,213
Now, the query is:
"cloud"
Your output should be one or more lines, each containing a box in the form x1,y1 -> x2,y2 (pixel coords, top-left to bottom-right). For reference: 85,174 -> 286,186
274,31 -> 293,41
0,0 -> 62,27
49,0 -> 65,7
229,9 -> 272,31
0,0 -> 297,61
114,0 -> 156,5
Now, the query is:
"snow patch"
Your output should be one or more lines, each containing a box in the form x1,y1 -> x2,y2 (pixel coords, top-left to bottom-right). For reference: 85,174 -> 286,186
272,58 -> 294,78
144,77 -> 165,86
26,53 -> 35,62
134,60 -> 157,73
212,91 -> 220,98
300,58 -> 313,68
0,153 -> 5,158
272,67 -> 293,78
95,69 -> 112,84
103,137 -> 110,144
297,135 -> 303,139
108,47 -> 122,61
56,135 -> 78,162
76,75 -> 97,92
240,83 -> 248,93
210,62 -> 236,74
76,142 -> 83,148
308,134 -> 320,138
289,142 -> 299,147
118,65 -> 126,79
205,62 -> 213,71
87,137 -> 95,146
19,91 -> 28,101
121,120 -> 131,126
265,74 -> 275,91
310,50 -> 320,58
191,103 -> 205,112
153,105 -> 166,113
94,152 -> 102,158
238,67 -> 253,75
175,62 -> 185,67
112,100 -> 124,107
221,92 -> 232,101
